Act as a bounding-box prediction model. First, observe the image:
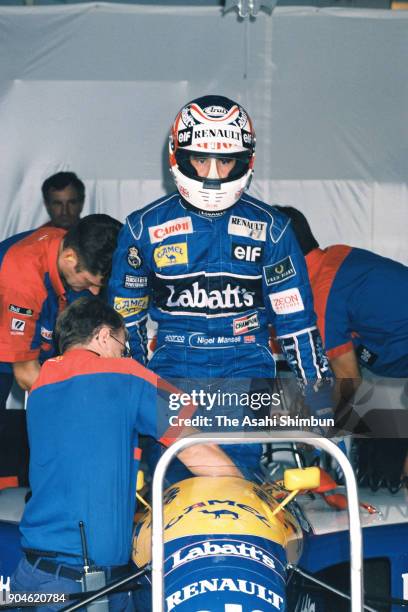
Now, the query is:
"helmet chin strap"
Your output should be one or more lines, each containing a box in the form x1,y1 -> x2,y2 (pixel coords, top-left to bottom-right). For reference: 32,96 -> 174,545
171,164 -> 251,213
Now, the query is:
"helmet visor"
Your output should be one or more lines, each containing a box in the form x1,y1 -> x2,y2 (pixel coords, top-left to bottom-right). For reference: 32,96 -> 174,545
175,149 -> 251,188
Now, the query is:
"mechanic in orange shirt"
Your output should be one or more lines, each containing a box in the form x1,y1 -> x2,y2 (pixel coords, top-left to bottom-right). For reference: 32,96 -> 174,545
0,214 -> 121,487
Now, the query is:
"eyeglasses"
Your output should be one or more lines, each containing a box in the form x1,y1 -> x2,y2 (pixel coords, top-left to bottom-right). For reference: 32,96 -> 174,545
109,333 -> 131,358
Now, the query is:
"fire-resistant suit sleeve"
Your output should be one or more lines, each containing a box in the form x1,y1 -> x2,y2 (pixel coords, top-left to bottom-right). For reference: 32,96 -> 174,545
108,217 -> 150,365
263,212 -> 333,418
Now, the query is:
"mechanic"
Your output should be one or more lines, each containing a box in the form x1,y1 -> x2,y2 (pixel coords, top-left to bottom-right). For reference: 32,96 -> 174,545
108,94 -> 333,483
11,296 -> 243,612
0,171 -> 87,489
274,205 -> 408,491
273,206 -> 408,381
41,171 -> 85,229
0,214 -> 121,487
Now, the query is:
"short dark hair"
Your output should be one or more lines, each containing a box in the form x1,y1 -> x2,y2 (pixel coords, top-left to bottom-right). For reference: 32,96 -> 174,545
55,296 -> 124,354
42,172 -> 85,203
274,205 -> 319,256
63,214 -> 123,282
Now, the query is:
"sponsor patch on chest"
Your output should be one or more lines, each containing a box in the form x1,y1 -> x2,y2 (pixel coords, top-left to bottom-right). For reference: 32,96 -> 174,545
148,217 -> 193,244
232,242 -> 263,263
157,274 -> 262,316
228,216 -> 267,241
124,275 -> 148,289
154,242 -> 188,267
8,304 -> 33,316
11,318 -> 26,333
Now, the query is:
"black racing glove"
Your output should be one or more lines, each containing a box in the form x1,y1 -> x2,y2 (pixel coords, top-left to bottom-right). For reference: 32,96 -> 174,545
352,438 -> 408,494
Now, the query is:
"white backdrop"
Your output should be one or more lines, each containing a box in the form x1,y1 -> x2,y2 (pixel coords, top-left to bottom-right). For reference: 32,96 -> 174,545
0,3 -> 407,262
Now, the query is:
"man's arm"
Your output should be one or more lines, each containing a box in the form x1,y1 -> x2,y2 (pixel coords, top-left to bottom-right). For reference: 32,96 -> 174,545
13,360 -> 41,391
177,442 -> 244,479
330,348 -> 362,411
108,219 -> 150,364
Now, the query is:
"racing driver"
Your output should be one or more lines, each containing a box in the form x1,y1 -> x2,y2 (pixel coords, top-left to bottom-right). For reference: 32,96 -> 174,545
108,95 -> 333,480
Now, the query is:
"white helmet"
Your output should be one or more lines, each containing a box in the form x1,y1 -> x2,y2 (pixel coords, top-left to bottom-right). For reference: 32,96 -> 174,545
169,95 -> 256,213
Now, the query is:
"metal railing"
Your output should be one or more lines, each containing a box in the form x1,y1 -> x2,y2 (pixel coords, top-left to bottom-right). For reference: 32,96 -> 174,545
151,431 -> 363,612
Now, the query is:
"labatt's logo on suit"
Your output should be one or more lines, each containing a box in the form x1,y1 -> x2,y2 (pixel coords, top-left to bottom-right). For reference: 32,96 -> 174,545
155,273 -> 263,316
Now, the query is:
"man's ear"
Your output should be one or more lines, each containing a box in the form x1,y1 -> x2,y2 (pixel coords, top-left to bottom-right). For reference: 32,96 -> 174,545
93,325 -> 111,356
61,248 -> 78,266
96,326 -> 111,345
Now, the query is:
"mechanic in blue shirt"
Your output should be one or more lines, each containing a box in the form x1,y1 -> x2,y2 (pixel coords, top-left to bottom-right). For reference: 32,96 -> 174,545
108,95 -> 333,482
11,296 -> 242,612
273,205 -> 408,383
274,205 -> 408,491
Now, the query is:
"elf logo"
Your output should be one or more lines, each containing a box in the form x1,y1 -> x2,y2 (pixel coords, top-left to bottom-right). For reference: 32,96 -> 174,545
232,243 -> 263,263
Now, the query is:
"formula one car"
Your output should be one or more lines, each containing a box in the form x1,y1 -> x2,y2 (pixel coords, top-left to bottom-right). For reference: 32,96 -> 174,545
1,450 -> 407,612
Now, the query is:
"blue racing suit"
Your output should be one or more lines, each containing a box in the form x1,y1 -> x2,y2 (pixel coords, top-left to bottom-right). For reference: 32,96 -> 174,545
108,193 -> 332,480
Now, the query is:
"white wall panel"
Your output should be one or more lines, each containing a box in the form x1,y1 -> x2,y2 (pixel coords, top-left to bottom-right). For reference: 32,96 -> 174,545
0,3 -> 407,262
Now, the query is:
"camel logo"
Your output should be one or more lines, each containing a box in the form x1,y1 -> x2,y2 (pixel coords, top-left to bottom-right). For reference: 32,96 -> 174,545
154,243 -> 188,268
113,296 -> 148,318
0,575 -> 10,604
200,509 -> 239,520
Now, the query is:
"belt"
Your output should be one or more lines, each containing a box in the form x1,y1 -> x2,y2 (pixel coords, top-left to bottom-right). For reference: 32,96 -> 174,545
26,553 -> 130,581
158,329 -> 268,348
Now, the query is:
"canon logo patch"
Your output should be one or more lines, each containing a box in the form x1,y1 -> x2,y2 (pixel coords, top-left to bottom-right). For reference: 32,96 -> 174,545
149,217 -> 193,244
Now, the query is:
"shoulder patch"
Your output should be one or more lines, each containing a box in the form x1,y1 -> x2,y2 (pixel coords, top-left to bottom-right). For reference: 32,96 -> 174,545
264,256 -> 296,285
127,247 -> 142,269
269,288 -> 304,315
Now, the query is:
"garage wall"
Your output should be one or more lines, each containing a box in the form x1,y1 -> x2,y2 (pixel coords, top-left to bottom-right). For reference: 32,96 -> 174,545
0,3 -> 407,262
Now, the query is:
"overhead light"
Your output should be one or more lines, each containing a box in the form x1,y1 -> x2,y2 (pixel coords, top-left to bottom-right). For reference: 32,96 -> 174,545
224,0 -> 277,18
